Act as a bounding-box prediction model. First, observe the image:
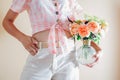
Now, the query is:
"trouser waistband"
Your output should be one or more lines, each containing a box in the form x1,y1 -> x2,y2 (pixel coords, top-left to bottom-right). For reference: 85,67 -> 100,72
38,37 -> 74,49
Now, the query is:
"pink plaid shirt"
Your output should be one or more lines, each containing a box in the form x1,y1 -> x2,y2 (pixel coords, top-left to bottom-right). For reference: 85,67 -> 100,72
10,0 -> 83,54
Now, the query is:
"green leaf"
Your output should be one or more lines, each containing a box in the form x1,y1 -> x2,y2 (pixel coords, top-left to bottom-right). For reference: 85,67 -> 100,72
77,35 -> 81,40
75,20 -> 82,24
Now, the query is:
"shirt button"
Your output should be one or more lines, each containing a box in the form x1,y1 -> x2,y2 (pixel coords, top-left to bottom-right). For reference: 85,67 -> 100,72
55,11 -> 59,15
54,3 -> 57,6
56,19 -> 59,22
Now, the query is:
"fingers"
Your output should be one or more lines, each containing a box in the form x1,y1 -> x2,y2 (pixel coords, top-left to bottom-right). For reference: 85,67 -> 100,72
31,43 -> 39,53
85,64 -> 94,68
26,38 -> 39,56
25,37 -> 39,56
85,61 -> 96,68
21,35 -> 40,56
31,42 -> 40,55
27,47 -> 36,56
26,44 -> 38,56
31,37 -> 39,49
85,55 -> 100,68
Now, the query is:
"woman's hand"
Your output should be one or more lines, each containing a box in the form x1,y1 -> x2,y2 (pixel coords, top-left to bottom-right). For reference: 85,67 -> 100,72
86,41 -> 102,68
21,35 -> 39,56
85,51 -> 102,68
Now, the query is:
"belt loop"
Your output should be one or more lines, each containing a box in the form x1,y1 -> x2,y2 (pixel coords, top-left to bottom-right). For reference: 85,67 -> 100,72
39,42 -> 42,50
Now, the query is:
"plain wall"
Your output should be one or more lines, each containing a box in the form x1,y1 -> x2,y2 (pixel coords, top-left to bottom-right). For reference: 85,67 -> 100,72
0,0 -> 120,80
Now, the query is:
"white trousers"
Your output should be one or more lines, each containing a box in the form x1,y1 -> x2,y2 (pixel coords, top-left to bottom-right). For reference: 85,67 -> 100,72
20,38 -> 79,80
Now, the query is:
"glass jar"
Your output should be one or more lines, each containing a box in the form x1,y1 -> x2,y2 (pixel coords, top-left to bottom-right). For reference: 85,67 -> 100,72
76,39 -> 96,65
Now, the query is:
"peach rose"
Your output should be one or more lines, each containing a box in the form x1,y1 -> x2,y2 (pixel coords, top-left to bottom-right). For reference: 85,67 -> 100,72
78,25 -> 90,37
87,21 -> 100,33
70,23 -> 80,35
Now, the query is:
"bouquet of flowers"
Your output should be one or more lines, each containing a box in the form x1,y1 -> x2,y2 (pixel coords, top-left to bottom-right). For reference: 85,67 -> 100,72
68,14 -> 108,67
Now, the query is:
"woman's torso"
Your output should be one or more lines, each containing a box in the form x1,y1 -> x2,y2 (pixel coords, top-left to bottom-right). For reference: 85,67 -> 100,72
28,0 -> 74,41
32,29 -> 72,42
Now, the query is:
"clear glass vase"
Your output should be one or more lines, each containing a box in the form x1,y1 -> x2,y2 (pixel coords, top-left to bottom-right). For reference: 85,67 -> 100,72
76,39 -> 96,65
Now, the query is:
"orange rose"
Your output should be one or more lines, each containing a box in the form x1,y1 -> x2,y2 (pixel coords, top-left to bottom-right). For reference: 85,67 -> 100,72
87,21 -> 100,33
78,25 -> 90,37
70,23 -> 80,35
